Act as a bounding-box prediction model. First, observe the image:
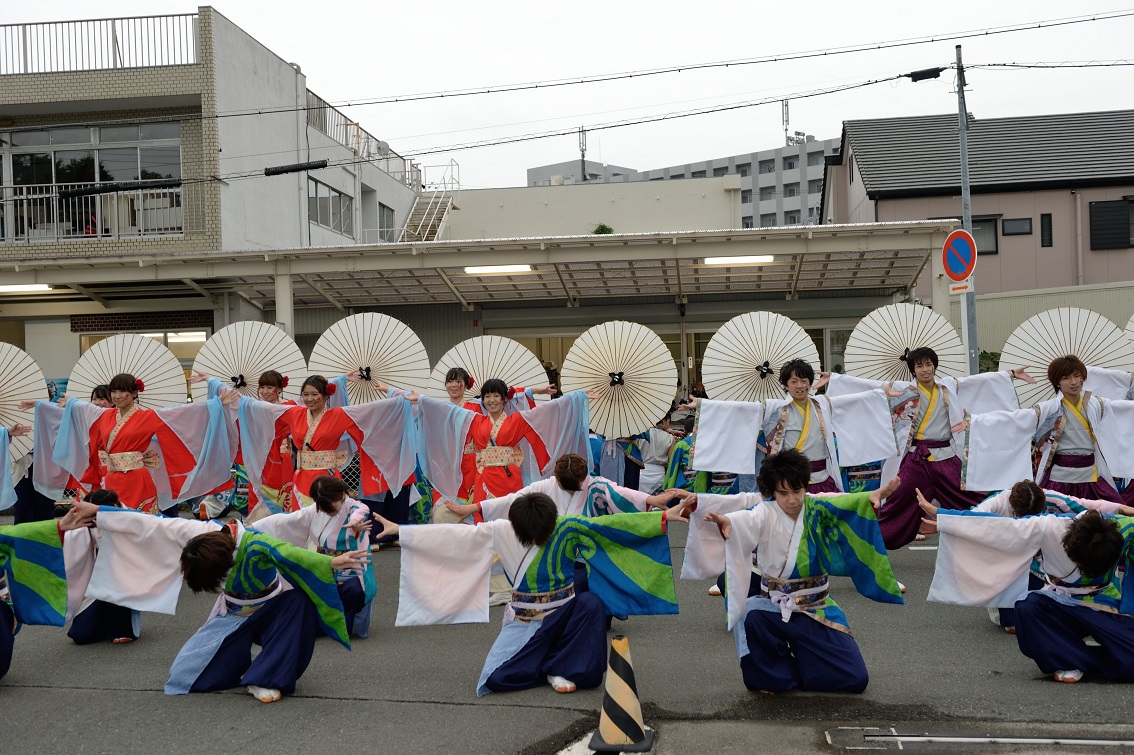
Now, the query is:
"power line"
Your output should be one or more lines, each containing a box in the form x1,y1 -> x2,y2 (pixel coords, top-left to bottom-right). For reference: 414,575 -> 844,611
970,60 -> 1134,69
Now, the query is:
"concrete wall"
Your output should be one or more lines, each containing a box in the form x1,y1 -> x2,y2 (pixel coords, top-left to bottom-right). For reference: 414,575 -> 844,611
24,319 -> 80,379
444,177 -> 742,239
876,185 -> 1134,297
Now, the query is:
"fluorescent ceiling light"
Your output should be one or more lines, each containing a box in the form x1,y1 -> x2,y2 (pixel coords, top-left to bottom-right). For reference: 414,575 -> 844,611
0,284 -> 51,293
464,264 -> 532,275
168,331 -> 207,343
703,255 -> 774,265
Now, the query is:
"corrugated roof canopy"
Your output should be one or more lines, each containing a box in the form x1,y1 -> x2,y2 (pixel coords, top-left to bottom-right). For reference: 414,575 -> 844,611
0,221 -> 955,311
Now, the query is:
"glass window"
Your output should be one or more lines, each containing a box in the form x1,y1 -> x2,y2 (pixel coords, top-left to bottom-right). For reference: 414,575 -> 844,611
807,152 -> 824,166
760,213 -> 777,227
783,157 -> 798,170
808,178 -> 823,194
784,183 -> 800,198
742,216 -> 753,228
139,146 -> 181,180
972,217 -> 998,254
740,189 -> 752,204
54,150 -> 96,183
758,160 -> 775,174
98,148 -> 139,182
50,127 -> 91,145
736,163 -> 751,177
784,210 -> 801,224
141,122 -> 181,140
11,130 -> 49,147
670,174 -> 684,180
317,183 -> 331,227
341,196 -> 353,235
691,170 -> 705,178
1002,217 -> 1032,236
330,192 -> 342,233
308,179 -> 319,224
759,186 -> 776,201
379,203 -> 395,242
712,167 -> 728,177
1040,213 -> 1053,247
101,126 -> 141,143
12,153 -> 53,184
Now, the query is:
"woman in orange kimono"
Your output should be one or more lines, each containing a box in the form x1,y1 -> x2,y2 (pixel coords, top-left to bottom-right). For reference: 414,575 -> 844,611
466,378 -> 552,503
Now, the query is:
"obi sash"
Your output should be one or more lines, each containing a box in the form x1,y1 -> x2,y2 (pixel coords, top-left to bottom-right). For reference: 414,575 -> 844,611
510,584 -> 575,623
223,577 -> 283,616
760,573 -> 830,622
99,449 -> 160,473
476,444 -> 523,470
297,449 -> 349,471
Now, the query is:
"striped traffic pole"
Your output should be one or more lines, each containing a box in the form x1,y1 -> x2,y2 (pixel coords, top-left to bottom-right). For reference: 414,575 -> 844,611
588,634 -> 655,753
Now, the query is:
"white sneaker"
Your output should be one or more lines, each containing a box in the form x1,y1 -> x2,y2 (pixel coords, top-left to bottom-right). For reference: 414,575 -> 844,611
547,674 -> 576,693
897,581 -> 907,594
1053,669 -> 1083,683
708,584 -> 722,596
1083,635 -> 1101,647
247,685 -> 282,703
489,592 -> 511,607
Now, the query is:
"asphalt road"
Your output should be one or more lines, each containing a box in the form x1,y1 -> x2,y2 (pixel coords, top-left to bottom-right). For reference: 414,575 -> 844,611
5,520 -> 1133,754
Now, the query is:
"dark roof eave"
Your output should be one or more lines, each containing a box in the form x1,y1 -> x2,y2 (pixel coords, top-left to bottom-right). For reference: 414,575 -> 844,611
866,176 -> 1134,200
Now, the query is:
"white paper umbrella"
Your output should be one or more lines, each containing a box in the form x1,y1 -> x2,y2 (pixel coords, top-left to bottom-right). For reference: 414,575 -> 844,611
190,321 -> 306,403
0,343 -> 48,459
308,313 -> 431,405
1000,307 -> 1134,407
431,336 -> 550,403
560,321 -> 677,438
844,303 -> 966,382
68,334 -> 187,408
701,312 -> 820,402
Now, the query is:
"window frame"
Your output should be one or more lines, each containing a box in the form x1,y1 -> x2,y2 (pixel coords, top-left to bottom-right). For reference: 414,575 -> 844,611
1001,217 -> 1032,236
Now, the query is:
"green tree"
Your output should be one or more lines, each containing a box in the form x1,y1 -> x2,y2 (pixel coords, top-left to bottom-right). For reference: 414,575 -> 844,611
592,223 -> 614,234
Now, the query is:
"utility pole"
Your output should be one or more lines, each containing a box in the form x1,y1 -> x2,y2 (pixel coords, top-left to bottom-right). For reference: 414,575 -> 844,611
955,45 -> 979,375
579,126 -> 587,183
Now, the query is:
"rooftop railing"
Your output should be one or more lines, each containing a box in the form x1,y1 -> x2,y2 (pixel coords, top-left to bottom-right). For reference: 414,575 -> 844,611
305,89 -> 421,190
0,14 -> 197,75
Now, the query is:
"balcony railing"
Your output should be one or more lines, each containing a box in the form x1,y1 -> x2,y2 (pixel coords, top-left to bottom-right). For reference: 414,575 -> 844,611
0,14 -> 197,75
305,89 -> 421,190
1,182 -> 202,242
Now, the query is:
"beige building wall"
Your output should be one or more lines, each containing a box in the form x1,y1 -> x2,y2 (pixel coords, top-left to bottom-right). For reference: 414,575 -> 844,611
443,176 -> 742,239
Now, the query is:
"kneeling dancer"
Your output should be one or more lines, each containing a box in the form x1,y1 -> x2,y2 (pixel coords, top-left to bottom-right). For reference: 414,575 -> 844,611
380,491 -> 694,696
702,449 -> 903,694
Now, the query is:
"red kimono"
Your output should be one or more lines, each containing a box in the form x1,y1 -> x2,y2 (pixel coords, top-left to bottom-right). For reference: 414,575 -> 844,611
467,412 -> 549,503
87,406 -> 197,513
280,405 -> 365,511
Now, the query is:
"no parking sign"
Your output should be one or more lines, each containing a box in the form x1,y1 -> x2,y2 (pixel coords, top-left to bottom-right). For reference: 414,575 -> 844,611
942,229 -> 977,293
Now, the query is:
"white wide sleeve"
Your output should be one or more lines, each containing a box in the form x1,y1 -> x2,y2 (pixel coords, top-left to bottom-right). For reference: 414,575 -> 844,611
927,511 -> 1046,608
826,390 -> 899,467
963,409 -> 1038,492
395,522 -> 496,626
722,506 -> 768,630
681,492 -> 761,580
691,399 -> 763,475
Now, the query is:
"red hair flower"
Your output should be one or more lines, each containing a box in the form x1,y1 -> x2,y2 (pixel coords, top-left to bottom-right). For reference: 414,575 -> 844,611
325,382 -> 337,397
506,386 -> 517,401
135,378 -> 146,392
466,376 -> 475,389
281,375 -> 290,388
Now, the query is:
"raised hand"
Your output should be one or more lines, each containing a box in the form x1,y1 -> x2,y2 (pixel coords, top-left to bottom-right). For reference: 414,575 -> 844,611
703,511 -> 731,539
370,513 -> 400,541
330,549 -> 371,571
1009,366 -> 1037,385
812,372 -> 832,391
188,370 -> 210,385
7,423 -> 32,438
444,499 -> 478,518
664,495 -> 698,524
916,487 -> 938,521
869,476 -> 900,512
350,519 -> 373,534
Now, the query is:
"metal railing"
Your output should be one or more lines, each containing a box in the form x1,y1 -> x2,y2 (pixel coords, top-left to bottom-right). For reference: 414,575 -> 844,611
397,161 -> 460,242
1,14 -> 197,75
305,89 -> 422,190
1,182 -> 202,242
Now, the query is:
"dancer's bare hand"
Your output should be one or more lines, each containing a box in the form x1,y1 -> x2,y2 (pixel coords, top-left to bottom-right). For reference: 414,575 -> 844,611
330,549 -> 370,571
1009,367 -> 1036,385
869,476 -> 900,512
813,372 -> 831,391
17,400 -> 37,411
349,519 -> 372,534
916,488 -> 938,520
7,423 -> 31,438
704,511 -> 730,539
444,499 -> 478,518
664,496 -> 697,524
371,514 -> 400,541
188,370 -> 209,384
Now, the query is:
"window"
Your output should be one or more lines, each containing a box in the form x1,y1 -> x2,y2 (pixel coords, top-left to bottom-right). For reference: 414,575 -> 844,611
848,155 -> 854,185
783,156 -> 798,170
784,210 -> 801,225
1041,213 -> 1053,247
691,170 -> 706,178
808,178 -> 823,195
760,213 -> 777,227
758,160 -> 775,174
378,203 -> 396,242
7,122 -> 182,241
740,189 -> 752,204
972,217 -> 999,254
807,152 -> 824,167
712,167 -> 728,177
1089,200 -> 1134,250
741,216 -> 753,228
759,186 -> 776,201
1002,218 -> 1032,236
736,163 -> 751,177
308,178 -> 354,236
670,173 -> 684,180
783,183 -> 800,198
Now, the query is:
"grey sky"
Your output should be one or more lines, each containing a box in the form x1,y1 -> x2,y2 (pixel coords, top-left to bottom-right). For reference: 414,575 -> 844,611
8,1 -> 1134,187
